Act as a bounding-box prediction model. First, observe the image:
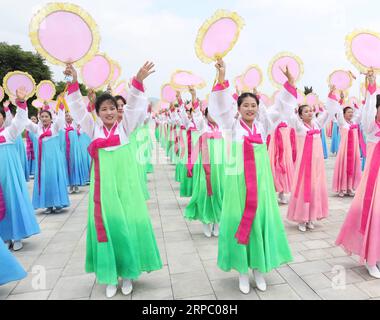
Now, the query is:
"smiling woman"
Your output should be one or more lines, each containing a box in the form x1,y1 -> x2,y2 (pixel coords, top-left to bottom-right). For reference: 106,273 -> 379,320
64,61 -> 163,298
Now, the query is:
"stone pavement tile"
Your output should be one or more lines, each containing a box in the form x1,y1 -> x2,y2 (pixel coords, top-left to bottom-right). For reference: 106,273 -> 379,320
12,268 -> 62,294
316,284 -> 369,300
324,246 -> 349,258
196,243 -> 218,261
180,294 -> 216,300
0,282 -> 18,300
62,258 -> 86,277
90,282 -> 131,300
351,266 -> 378,281
356,280 -> 380,298
42,241 -> 78,255
59,223 -> 87,233
166,241 -> 197,257
289,242 -> 308,252
168,252 -> 204,275
302,273 -> 333,291
161,216 -> 189,233
287,234 -> 308,243
33,252 -> 72,270
135,266 -> 171,290
132,286 -> 173,300
17,238 -> 50,255
277,266 -> 321,300
324,269 -> 365,285
203,260 -> 237,281
164,231 -> 192,243
6,290 -> 51,300
288,252 -> 307,265
211,278 -> 259,300
49,274 -> 95,300
304,231 -> 331,240
325,256 -> 359,269
50,231 -> 84,243
256,283 -> 301,300
290,260 -> 333,276
160,208 -> 182,217
300,249 -> 333,261
12,253 -> 40,271
303,240 -> 332,250
171,270 -> 213,299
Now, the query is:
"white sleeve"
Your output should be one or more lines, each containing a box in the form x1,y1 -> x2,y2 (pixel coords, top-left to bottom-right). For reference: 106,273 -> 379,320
122,86 -> 148,137
192,108 -> 206,132
276,86 -> 304,133
208,87 -> 236,131
6,105 -> 28,141
4,109 -> 14,128
65,89 -> 95,139
178,106 -> 191,129
361,91 -> 377,135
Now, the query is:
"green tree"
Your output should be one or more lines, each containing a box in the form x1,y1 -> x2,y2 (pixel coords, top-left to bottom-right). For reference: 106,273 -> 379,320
0,42 -> 52,84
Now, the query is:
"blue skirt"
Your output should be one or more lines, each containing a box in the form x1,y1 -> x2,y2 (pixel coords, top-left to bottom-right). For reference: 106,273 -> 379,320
0,144 -> 40,241
15,136 -> 29,181
320,128 -> 328,160
78,132 -> 91,183
330,122 -> 341,154
62,130 -> 88,187
32,136 -> 70,209
0,236 -> 27,285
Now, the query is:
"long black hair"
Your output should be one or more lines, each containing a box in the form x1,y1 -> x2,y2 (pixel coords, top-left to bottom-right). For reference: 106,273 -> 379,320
0,109 -> 5,120
39,110 -> 52,119
114,95 -> 126,105
237,92 -> 260,107
95,93 -> 117,114
343,106 -> 353,114
298,104 -> 310,117
376,94 -> 380,109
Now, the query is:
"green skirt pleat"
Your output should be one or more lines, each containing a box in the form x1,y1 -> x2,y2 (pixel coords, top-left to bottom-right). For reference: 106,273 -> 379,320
217,143 -> 292,274
85,144 -> 162,285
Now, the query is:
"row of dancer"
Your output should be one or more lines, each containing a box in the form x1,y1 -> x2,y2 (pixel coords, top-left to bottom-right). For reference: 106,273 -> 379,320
155,60 -> 380,293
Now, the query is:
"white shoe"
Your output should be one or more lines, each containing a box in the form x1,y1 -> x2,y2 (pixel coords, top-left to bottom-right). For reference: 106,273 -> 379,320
306,221 -> 315,230
203,224 -> 212,238
348,190 -> 355,197
54,207 -> 62,213
298,223 -> 307,232
212,224 -> 219,237
253,269 -> 267,292
366,264 -> 380,279
74,186 -> 79,193
69,186 -> 74,194
121,279 -> 133,296
105,285 -> 118,298
12,240 -> 23,251
338,192 -> 345,198
238,274 -> 250,294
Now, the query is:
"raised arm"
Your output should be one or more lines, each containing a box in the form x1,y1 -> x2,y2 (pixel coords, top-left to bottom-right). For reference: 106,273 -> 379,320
122,62 -> 154,137
64,64 -> 95,138
6,88 -> 29,141
361,73 -> 378,135
208,59 -> 236,130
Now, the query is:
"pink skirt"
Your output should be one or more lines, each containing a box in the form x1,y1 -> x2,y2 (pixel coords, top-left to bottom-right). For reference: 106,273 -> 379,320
287,135 -> 329,223
268,127 -> 294,193
332,128 -> 362,193
336,142 -> 380,266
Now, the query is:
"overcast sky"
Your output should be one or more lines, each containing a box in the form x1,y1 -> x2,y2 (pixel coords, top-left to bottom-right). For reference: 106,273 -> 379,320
0,0 -> 379,101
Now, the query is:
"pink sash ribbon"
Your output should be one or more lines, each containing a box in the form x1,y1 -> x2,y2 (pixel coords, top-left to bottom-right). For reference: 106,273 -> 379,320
186,125 -> 197,177
360,140 -> 380,234
235,120 -> 263,245
294,128 -> 321,203
0,128 -> 5,144
179,126 -> 186,159
25,131 -> 35,161
0,184 -> 6,222
266,134 -> 271,149
274,122 -> 288,174
290,128 -> 297,162
87,124 -> 121,243
38,126 -> 52,194
347,124 -> 359,178
65,125 -> 74,177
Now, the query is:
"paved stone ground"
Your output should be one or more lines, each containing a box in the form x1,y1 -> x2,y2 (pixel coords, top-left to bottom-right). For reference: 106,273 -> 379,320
1,133 -> 380,300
